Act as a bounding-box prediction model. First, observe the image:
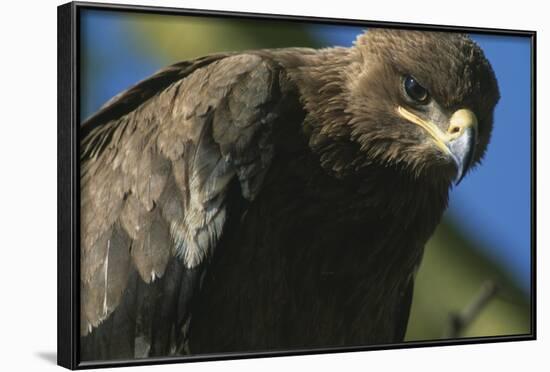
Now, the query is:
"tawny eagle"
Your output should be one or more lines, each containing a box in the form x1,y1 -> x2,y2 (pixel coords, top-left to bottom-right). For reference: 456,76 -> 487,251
80,29 -> 499,360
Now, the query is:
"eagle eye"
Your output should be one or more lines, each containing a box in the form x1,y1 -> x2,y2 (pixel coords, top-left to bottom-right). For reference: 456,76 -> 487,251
403,75 -> 430,104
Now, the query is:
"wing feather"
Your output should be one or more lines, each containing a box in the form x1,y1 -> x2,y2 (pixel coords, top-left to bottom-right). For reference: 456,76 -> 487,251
131,207 -> 171,283
80,52 -> 289,348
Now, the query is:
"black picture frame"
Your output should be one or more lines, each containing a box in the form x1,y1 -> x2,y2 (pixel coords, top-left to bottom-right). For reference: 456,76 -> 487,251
57,1 -> 537,369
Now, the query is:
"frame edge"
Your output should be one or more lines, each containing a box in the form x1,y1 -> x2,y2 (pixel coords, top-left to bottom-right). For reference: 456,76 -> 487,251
58,1 -> 77,370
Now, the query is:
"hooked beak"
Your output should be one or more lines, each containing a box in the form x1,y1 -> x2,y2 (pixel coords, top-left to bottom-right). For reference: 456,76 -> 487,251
397,107 -> 478,184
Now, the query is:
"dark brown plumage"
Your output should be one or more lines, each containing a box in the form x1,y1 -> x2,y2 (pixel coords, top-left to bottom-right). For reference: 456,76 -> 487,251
80,29 -> 499,360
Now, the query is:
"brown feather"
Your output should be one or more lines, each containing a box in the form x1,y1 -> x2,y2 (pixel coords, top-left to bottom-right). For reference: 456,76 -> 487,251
80,53 -> 283,340
80,223 -> 131,335
131,207 -> 171,283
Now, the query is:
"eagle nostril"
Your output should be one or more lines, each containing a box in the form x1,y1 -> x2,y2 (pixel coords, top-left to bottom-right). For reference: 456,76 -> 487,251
449,126 -> 461,135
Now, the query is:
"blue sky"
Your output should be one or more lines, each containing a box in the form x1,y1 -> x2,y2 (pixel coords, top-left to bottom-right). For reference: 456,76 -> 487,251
81,11 -> 532,291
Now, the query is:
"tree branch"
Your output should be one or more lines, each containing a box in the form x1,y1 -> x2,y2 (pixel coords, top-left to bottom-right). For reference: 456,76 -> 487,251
444,280 -> 500,339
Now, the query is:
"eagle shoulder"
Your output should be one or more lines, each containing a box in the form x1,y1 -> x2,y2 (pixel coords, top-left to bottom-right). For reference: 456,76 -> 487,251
80,52 -> 293,337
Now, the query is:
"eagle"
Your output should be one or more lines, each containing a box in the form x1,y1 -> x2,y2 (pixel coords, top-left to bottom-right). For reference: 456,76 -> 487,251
80,29 -> 499,360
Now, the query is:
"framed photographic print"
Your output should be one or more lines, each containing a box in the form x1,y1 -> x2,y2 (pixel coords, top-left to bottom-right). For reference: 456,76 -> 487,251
57,1 -> 536,369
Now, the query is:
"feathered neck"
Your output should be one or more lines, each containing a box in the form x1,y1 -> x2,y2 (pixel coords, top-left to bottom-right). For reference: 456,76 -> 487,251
279,47 -> 365,178
273,47 -> 451,233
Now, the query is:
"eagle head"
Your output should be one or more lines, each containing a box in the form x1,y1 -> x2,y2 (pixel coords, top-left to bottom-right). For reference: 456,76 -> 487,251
343,29 -> 500,185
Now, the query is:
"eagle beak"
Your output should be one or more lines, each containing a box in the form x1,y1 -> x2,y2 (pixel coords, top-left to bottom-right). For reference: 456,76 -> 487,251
397,107 -> 478,184
447,109 -> 478,184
